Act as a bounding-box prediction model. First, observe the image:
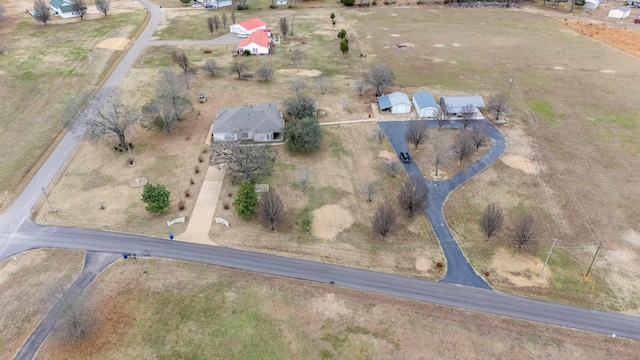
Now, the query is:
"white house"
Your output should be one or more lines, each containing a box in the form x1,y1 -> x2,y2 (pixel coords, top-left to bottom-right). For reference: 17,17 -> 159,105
582,0 -> 603,9
439,95 -> 485,117
609,6 -> 631,19
212,103 -> 284,143
200,0 -> 232,8
49,0 -> 83,18
230,18 -> 267,35
377,92 -> 412,114
412,92 -> 439,118
237,31 -> 271,55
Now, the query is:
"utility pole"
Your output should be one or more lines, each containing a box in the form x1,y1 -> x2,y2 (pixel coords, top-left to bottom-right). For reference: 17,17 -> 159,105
41,186 -> 54,212
540,238 -> 558,276
290,15 -> 293,36
585,240 -> 603,279
506,77 -> 514,102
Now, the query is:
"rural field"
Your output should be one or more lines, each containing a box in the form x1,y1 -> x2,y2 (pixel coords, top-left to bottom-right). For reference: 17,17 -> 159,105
33,257 -> 640,359
0,249 -> 84,360
21,0 -> 640,313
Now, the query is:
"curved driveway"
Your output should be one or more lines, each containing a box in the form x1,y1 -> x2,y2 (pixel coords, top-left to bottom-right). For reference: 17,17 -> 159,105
1,0 -> 640,346
379,120 -> 505,289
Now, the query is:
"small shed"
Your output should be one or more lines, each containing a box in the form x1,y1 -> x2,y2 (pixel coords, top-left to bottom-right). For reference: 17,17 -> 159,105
439,95 -> 485,116
377,92 -> 412,114
412,92 -> 439,118
582,0 -> 603,9
609,6 -> 631,19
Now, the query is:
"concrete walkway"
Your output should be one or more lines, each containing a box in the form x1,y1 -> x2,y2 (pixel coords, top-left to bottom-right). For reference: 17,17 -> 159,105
177,166 -> 225,245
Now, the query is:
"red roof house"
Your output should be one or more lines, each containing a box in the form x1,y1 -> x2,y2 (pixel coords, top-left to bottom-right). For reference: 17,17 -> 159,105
230,18 -> 267,35
237,31 -> 271,55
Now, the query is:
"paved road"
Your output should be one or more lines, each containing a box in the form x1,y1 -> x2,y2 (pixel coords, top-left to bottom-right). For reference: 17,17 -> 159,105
14,252 -> 119,360
2,0 -> 640,351
4,221 -> 640,340
379,120 -> 505,289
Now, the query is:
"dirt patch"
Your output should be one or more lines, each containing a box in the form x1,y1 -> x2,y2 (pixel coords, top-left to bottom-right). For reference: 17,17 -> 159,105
563,20 -> 640,58
377,150 -> 395,161
501,155 -> 539,174
312,204 -> 354,241
415,257 -> 432,272
311,293 -> 351,320
491,248 -> 551,288
622,229 -> 640,247
276,68 -> 322,77
96,38 -> 131,51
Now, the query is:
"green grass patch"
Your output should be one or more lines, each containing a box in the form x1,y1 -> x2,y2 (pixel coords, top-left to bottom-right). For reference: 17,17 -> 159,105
306,186 -> 349,210
528,100 -> 565,124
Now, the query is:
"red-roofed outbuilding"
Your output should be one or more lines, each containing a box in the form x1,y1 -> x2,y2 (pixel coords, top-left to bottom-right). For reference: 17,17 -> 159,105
230,17 -> 267,35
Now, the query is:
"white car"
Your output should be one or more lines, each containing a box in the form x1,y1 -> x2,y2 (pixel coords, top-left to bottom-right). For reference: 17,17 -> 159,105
238,34 -> 250,38
192,3 -> 201,8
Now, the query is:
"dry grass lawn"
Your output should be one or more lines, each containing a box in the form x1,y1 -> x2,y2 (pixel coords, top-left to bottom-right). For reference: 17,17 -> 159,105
35,257 -> 640,359
32,4 -> 640,312
0,249 -> 84,360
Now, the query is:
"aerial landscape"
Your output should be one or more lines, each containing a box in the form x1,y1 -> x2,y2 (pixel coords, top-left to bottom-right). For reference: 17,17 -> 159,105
1,0 -> 640,358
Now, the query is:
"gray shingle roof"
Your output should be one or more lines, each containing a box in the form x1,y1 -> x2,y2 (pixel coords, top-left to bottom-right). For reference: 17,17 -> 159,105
213,102 -> 283,134
440,95 -> 485,112
49,0 -> 75,12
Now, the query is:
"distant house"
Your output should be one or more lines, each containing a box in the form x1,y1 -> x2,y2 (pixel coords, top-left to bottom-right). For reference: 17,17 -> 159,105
412,92 -> 439,118
230,18 -> 267,35
200,0 -> 232,8
212,103 -> 284,142
582,0 -> 603,10
276,0 -> 288,4
49,0 -> 83,18
237,31 -> 271,55
609,6 -> 631,19
377,92 -> 412,114
439,95 -> 485,116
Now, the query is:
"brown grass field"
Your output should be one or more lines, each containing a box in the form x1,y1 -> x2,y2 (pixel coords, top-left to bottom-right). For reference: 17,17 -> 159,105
34,257 -> 640,359
23,1 -> 640,314
0,249 -> 84,360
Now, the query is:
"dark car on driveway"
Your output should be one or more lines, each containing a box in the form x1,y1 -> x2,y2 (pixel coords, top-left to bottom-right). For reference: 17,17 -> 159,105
399,152 -> 411,163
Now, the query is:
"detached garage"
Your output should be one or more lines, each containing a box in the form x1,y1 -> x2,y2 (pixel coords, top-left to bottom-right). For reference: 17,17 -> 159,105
412,92 -> 439,118
439,95 -> 485,117
609,6 -> 631,19
377,92 -> 412,114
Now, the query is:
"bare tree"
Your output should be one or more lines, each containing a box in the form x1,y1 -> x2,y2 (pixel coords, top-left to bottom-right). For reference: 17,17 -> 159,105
372,203 -> 397,240
373,128 -> 385,144
222,12 -> 228,28
297,167 -> 311,191
397,175 -> 428,218
290,48 -> 303,69
290,79 -> 306,96
316,76 -> 332,95
211,142 -> 275,182
48,282 -> 93,344
256,64 -> 274,81
479,203 -> 504,239
33,0 -> 52,26
171,50 -> 190,73
95,0 -> 111,15
230,61 -> 249,79
63,90 -> 93,129
202,60 -> 220,77
460,104 -> 476,129
433,107 -> 450,129
231,11 -> 236,25
88,90 -> 140,149
405,121 -> 429,149
207,17 -> 215,34
260,191 -> 284,230
279,18 -> 289,42
283,94 -> 316,120
213,15 -> 220,32
141,69 -> 193,134
513,213 -> 536,248
469,129 -> 488,152
365,63 -> 394,97
487,94 -> 509,122
433,140 -> 451,177
355,81 -> 364,96
452,132 -> 474,164
363,180 -> 377,202
383,160 -> 399,177
71,0 -> 87,20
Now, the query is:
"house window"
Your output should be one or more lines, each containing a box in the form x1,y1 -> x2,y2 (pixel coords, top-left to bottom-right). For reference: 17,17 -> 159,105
253,48 -> 257,53
241,132 -> 250,139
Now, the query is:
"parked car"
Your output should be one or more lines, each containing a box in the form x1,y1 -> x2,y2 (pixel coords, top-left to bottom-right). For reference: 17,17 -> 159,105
238,34 -> 250,38
399,152 -> 411,163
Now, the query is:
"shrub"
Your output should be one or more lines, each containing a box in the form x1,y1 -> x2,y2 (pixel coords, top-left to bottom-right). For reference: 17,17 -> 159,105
184,189 -> 190,197
198,154 -> 204,163
194,166 -> 200,174
296,207 -> 314,233
233,181 -> 258,218
243,49 -> 251,56
223,200 -> 230,210
178,199 -> 185,210
141,184 -> 171,214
